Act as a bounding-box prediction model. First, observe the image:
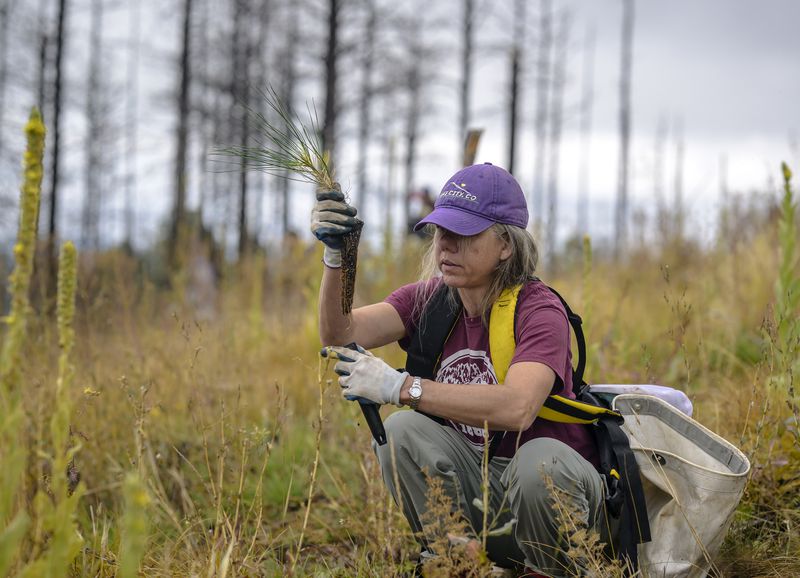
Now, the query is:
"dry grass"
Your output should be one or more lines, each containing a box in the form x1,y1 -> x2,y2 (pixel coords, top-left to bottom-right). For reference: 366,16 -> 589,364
1,165 -> 798,575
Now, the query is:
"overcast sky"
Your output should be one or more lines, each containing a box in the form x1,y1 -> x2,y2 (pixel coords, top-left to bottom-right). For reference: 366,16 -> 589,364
1,0 -> 798,251
429,0 -> 800,245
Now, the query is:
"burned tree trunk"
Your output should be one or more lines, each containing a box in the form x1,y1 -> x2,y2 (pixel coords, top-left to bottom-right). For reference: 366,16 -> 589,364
280,0 -> 298,239
36,0 -> 49,121
279,3 -> 296,238
123,0 -> 141,251
614,0 -> 634,259
673,117 -> 684,243
459,0 -> 474,159
322,0 -> 341,166
403,29 -> 422,236
0,0 -> 11,161
251,0 -> 271,245
545,12 -> 569,269
355,0 -> 377,212
653,115 -> 668,244
47,0 -> 69,282
576,26 -> 594,235
507,0 -> 525,175
532,0 -> 552,227
170,0 -> 194,267
82,0 -> 104,252
233,0 -> 252,259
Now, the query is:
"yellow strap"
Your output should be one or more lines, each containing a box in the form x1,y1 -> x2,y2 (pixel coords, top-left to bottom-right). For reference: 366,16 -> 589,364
538,403 -> 596,424
489,285 -> 522,384
488,283 -> 620,425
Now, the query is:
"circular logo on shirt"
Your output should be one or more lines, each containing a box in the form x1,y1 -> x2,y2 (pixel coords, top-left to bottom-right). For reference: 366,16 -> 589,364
437,349 -> 498,386
436,349 -> 498,447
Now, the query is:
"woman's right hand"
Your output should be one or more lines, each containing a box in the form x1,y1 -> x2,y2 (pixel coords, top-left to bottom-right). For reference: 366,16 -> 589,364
310,188 -> 359,262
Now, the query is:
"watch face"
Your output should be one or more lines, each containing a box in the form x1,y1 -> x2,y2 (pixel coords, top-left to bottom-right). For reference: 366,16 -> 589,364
409,384 -> 422,398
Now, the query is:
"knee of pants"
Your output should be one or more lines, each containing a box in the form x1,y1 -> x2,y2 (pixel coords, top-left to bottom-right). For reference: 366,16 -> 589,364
375,410 -> 430,466
507,438 -> 581,507
375,410 -> 455,477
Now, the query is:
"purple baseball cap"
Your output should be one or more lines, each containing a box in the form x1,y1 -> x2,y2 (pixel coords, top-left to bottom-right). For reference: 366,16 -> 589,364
414,162 -> 529,235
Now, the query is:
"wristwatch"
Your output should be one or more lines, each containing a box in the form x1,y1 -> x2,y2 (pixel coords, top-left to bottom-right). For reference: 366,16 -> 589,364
408,376 -> 423,410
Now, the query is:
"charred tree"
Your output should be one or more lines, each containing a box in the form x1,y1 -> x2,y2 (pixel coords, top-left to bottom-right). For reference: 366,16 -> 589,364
673,117 -> 684,243
532,0 -> 552,227
653,115 -> 668,244
385,134 -> 396,250
169,0 -> 194,267
377,81 -> 398,251
232,0 -> 253,259
403,36 -> 421,235
576,26 -> 594,235
123,0 -> 141,251
279,0 -> 298,239
251,0 -> 271,245
0,0 -> 11,162
36,0 -> 49,120
545,12 -> 569,269
355,0 -> 377,212
395,4 -> 441,235
459,0 -> 474,159
195,0 -> 210,228
322,0 -> 341,166
82,0 -> 104,252
614,0 -> 634,258
507,0 -> 525,175
47,0 -> 69,280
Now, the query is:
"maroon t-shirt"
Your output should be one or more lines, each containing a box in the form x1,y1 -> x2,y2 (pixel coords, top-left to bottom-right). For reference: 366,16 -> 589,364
385,278 -> 598,464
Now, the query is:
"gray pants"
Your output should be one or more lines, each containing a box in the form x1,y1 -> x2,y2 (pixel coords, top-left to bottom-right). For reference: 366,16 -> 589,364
374,410 -> 612,577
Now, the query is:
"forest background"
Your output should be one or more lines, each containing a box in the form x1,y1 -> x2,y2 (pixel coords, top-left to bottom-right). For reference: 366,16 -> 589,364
0,0 -> 799,576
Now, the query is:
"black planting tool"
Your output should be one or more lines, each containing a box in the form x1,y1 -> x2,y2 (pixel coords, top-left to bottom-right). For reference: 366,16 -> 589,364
326,343 -> 387,445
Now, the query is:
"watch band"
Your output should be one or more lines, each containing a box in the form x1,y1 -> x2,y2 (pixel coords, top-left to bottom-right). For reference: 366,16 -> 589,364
408,376 -> 423,410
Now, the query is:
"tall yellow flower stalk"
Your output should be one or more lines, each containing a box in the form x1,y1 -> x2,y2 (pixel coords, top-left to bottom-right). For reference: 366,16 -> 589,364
54,241 -> 77,459
23,241 -> 84,576
0,109 -> 45,577
1,108 -> 45,403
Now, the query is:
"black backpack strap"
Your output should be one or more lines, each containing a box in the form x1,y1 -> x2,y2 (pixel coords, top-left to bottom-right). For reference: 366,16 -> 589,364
405,283 -> 460,379
545,285 -> 588,395
595,416 -> 652,571
405,283 -> 461,426
585,388 -> 651,570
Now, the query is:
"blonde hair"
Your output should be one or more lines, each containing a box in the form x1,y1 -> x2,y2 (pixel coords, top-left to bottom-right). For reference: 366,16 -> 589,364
413,223 -> 539,325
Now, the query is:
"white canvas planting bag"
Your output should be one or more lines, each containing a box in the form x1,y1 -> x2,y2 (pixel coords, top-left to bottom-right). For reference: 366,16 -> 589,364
612,394 -> 750,578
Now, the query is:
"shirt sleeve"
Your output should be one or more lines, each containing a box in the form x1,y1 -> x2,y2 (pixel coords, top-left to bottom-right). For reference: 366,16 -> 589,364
511,296 -> 571,395
384,281 -> 419,340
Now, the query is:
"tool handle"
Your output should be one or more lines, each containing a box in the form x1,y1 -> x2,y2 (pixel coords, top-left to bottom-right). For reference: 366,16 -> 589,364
357,398 -> 387,446
344,343 -> 387,446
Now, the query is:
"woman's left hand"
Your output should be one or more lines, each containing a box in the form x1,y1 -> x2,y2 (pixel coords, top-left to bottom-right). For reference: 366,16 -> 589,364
322,345 -> 409,406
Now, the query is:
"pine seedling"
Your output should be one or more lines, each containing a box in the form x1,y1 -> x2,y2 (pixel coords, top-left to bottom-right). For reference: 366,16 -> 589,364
216,86 -> 363,314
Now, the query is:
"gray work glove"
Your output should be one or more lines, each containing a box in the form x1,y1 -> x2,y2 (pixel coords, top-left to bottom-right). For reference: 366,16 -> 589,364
310,188 -> 359,268
322,345 -> 408,406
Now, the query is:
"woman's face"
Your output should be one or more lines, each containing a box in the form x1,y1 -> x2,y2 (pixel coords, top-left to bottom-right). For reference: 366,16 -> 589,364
434,226 -> 511,290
